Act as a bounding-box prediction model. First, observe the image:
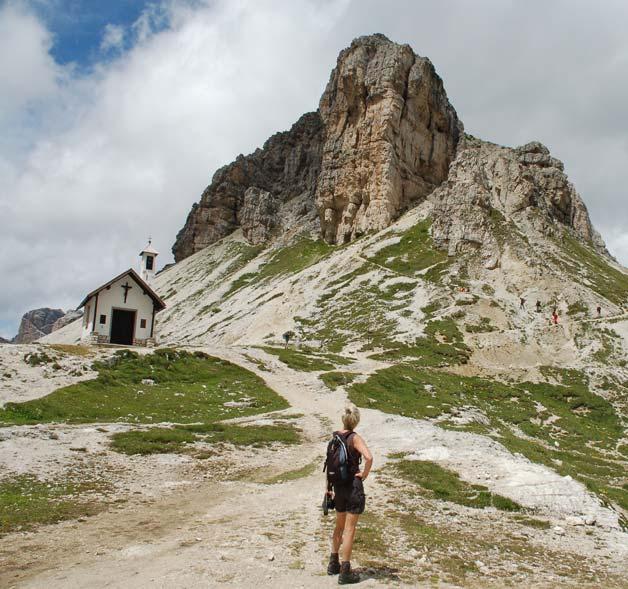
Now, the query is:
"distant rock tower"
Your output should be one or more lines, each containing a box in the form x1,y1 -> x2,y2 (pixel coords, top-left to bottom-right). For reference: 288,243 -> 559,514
139,238 -> 159,284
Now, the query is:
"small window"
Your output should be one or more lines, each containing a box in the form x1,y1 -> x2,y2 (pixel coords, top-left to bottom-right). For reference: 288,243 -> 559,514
140,319 -> 147,329
99,314 -> 106,325
145,255 -> 154,270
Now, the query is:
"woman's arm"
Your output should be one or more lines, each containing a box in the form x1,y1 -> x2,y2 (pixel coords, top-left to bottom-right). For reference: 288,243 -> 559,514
353,434 -> 373,480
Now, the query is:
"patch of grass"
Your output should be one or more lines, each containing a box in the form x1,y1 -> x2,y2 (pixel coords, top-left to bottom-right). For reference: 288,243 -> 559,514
368,220 -> 450,282
590,328 -> 619,364
556,233 -> 628,306
351,512 -> 395,569
481,284 -> 495,296
261,459 -> 318,484
465,317 -> 496,333
513,515 -> 551,530
380,280 -> 417,301
48,344 -> 92,357
0,349 -> 288,425
259,239 -> 333,279
319,371 -> 357,390
111,422 -> 300,455
23,351 -> 56,366
243,354 -> 271,372
350,365 -> 627,512
0,475 -> 105,535
370,318 -> 470,366
224,272 -> 259,298
225,239 -> 332,298
393,459 -> 521,511
260,346 -> 349,372
567,301 -> 589,316
110,427 -> 195,454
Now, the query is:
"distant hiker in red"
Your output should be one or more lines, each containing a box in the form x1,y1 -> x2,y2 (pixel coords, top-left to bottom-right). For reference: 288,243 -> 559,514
324,403 -> 373,585
552,309 -> 559,325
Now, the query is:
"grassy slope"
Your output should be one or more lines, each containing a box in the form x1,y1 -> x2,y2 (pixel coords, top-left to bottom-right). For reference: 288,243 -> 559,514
350,364 -> 627,512
368,219 -> 450,281
224,238 -> 332,298
392,457 -> 522,511
554,233 -> 628,306
0,348 -> 294,533
0,476 -> 106,536
0,349 -> 287,425
111,422 -> 300,455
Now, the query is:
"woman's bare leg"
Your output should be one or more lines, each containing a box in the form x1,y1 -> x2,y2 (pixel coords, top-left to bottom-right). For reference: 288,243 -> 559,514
332,512 -> 346,553
340,513 -> 360,562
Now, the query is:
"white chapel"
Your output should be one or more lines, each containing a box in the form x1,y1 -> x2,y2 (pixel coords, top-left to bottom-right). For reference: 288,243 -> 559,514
79,241 -> 166,347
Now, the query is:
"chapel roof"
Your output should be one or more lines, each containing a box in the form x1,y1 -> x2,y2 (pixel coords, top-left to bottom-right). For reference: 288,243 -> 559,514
77,268 -> 166,311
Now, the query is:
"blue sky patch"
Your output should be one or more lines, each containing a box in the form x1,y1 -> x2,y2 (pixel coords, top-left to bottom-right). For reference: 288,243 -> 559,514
31,0 -> 164,70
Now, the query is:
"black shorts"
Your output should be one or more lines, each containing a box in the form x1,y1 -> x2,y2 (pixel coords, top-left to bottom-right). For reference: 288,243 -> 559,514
333,477 -> 365,514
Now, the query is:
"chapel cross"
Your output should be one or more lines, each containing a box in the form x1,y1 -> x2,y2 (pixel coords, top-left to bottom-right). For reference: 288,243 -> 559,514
121,281 -> 132,303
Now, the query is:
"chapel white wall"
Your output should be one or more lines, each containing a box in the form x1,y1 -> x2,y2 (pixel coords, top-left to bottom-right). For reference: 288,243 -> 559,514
81,274 -> 156,343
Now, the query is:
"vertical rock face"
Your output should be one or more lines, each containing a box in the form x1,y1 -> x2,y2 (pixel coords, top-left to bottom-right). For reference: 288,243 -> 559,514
430,136 -> 608,267
172,34 -> 461,259
316,34 -> 461,243
172,112 -> 323,261
12,308 -> 65,344
172,33 -> 608,263
51,309 -> 83,333
237,187 -> 281,245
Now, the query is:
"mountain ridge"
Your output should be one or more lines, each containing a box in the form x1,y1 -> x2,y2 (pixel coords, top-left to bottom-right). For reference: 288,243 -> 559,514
172,33 -> 609,266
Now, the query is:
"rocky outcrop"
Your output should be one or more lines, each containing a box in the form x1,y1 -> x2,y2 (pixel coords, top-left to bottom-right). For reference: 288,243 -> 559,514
0,336 -> 10,344
173,34 -> 460,259
51,309 -> 83,333
12,308 -> 65,344
173,33 -> 607,262
316,34 -> 461,243
430,136 -> 608,267
172,112 -> 323,261
237,188 -> 280,245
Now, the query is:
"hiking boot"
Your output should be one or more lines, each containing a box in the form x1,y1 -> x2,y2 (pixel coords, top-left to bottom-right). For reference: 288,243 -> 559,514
327,552 -> 340,575
338,561 -> 360,584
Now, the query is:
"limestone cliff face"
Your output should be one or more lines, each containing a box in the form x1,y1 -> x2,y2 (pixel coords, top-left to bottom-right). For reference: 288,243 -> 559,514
430,136 -> 608,268
173,112 -> 323,261
172,34 -> 460,259
12,308 -> 65,344
173,34 -> 607,262
316,34 -> 461,243
51,309 -> 83,333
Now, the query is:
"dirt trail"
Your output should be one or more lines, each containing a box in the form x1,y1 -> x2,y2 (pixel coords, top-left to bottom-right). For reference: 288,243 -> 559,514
1,346 -> 626,588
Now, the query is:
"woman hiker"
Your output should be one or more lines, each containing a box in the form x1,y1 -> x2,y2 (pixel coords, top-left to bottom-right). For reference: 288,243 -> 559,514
327,403 -> 373,584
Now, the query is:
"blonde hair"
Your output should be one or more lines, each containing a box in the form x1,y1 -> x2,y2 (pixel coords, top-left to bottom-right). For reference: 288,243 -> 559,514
342,403 -> 360,431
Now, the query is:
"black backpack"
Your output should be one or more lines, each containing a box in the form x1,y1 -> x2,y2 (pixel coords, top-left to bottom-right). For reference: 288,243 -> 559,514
323,431 -> 359,486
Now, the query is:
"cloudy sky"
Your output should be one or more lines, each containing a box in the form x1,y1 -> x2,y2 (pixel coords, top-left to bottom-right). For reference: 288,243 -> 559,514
1,0 -> 627,338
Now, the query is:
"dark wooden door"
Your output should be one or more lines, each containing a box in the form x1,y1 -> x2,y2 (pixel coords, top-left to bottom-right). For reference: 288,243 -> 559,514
110,309 -> 135,345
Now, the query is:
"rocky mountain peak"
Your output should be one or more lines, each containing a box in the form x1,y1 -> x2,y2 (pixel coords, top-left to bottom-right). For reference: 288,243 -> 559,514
172,34 -> 461,260
429,134 -> 608,270
172,34 -> 607,264
316,33 -> 461,243
12,308 -> 65,344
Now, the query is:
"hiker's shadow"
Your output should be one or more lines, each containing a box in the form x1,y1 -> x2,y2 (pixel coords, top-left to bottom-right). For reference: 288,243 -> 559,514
357,566 -> 401,583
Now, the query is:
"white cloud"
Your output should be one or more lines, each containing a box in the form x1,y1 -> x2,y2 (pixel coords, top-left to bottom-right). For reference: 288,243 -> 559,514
0,0 -> 351,337
0,2 -> 62,122
0,0 -> 627,339
100,23 -> 125,53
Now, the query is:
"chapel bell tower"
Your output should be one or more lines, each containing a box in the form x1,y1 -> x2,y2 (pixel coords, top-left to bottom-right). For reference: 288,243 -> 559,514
139,238 -> 159,283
